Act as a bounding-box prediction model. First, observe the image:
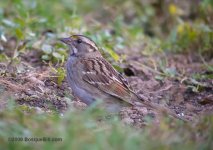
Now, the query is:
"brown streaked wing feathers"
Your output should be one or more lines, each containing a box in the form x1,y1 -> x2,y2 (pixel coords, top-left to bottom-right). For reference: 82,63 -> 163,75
81,58 -> 134,105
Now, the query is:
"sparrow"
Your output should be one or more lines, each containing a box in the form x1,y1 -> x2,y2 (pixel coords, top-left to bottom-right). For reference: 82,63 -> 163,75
61,35 -> 186,121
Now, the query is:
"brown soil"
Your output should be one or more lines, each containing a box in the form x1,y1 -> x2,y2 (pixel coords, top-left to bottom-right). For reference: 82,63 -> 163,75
0,46 -> 212,127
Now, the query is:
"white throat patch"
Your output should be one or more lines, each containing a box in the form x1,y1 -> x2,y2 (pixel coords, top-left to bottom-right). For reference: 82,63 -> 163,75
72,46 -> 78,54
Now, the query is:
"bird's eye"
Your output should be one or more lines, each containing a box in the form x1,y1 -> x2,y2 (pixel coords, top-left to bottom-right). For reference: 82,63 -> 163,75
77,39 -> 82,44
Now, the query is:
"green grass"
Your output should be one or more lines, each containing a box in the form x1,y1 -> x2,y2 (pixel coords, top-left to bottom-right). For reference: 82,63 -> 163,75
1,0 -> 212,64
0,101 -> 212,150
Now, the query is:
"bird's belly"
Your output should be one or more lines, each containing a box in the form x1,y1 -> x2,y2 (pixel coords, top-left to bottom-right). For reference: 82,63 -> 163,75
66,60 -> 95,105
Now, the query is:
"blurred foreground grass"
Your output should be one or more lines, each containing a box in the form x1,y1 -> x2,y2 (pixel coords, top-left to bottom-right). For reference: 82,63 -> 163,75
0,100 -> 213,150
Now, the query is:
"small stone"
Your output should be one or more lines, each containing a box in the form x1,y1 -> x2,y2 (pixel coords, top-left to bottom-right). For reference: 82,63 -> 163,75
130,114 -> 139,119
120,111 -> 128,118
125,109 -> 134,114
135,118 -> 142,122
122,117 -> 134,125
136,107 -> 148,115
132,110 -> 137,114
25,90 -> 34,96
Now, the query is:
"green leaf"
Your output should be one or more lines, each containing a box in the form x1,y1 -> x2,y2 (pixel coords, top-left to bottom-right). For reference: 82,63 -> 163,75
15,28 -> 25,40
41,54 -> 50,60
164,67 -> 177,77
2,19 -> 16,27
155,75 -> 164,81
0,54 -> 8,62
41,44 -> 52,54
56,67 -> 65,85
105,47 -> 120,61
53,52 -> 63,60
0,33 -> 7,42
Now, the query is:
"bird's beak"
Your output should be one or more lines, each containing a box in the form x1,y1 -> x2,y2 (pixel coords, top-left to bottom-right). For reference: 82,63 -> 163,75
60,37 -> 71,45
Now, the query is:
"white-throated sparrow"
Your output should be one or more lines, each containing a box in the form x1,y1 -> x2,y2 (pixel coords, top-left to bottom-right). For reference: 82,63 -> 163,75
61,35 -> 186,121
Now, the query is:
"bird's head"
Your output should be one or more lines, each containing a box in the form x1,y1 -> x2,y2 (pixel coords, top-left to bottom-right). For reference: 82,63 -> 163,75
60,35 -> 100,57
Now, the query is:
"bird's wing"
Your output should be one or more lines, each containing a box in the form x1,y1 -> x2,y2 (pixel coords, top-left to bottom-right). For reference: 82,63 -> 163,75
80,58 -> 188,121
80,57 -> 134,104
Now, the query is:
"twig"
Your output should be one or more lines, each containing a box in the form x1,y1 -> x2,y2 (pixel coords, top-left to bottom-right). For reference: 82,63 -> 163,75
144,84 -> 173,94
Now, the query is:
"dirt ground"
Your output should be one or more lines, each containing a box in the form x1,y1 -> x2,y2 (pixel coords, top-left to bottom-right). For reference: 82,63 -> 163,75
0,41 -> 212,127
